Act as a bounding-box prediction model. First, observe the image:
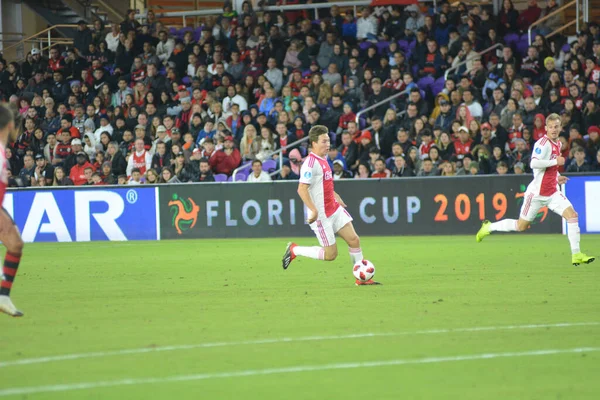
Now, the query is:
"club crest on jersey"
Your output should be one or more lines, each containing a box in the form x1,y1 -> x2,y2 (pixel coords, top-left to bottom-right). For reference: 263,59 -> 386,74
304,171 -> 312,179
324,171 -> 333,180
535,147 -> 542,154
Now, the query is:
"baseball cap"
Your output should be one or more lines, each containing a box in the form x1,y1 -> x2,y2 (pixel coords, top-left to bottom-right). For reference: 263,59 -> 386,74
70,80 -> 81,88
99,114 -> 109,120
192,148 -> 201,154
481,122 -> 491,130
71,138 -> 82,145
372,77 -> 382,85
180,97 -> 191,103
156,125 -> 167,133
360,131 -> 372,141
135,124 -> 145,130
177,85 -> 187,91
224,135 -> 234,142
35,154 -> 45,161
176,151 -> 185,157
439,99 -> 449,106
31,48 -> 40,55
514,162 -> 525,170
458,126 -> 469,133
77,151 -> 87,156
333,159 -> 344,167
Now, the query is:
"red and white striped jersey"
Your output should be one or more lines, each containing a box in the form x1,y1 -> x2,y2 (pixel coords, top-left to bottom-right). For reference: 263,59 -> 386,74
529,135 -> 561,196
299,152 -> 339,219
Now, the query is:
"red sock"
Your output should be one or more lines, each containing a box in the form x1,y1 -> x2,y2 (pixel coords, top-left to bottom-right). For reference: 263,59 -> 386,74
0,252 -> 22,296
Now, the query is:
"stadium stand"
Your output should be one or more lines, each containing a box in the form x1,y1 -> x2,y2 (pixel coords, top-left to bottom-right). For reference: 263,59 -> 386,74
0,0 -> 599,186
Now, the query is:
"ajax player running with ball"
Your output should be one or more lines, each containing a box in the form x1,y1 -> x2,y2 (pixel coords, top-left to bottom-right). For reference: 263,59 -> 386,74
0,104 -> 25,316
282,125 -> 380,285
476,113 -> 595,266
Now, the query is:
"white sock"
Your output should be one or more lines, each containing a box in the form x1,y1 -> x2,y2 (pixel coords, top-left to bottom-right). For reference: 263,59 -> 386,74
567,217 -> 580,254
293,246 -> 325,260
349,247 -> 363,264
490,219 -> 519,232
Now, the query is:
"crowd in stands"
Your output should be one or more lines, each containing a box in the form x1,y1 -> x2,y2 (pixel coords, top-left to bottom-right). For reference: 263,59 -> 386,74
0,0 -> 599,186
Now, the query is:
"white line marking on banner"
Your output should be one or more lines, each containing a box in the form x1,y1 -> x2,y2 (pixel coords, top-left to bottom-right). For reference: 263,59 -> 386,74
1,322 -> 598,369
0,347 -> 598,396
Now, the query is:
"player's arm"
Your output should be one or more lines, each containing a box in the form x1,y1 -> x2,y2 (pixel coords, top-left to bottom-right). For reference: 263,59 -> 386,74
334,191 -> 347,208
297,183 -> 318,223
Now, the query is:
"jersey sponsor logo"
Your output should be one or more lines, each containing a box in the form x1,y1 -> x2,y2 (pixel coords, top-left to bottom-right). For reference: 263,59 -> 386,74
535,147 -> 542,154
304,171 -> 312,179
168,193 -> 200,235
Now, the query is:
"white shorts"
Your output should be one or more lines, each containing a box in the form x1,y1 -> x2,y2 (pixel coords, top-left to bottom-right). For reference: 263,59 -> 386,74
309,206 -> 353,247
520,190 -> 573,222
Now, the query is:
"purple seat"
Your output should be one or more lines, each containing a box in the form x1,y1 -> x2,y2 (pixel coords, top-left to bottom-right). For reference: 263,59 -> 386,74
359,117 -> 366,130
417,76 -> 435,91
181,76 -> 191,85
504,33 -> 519,46
359,41 -> 371,51
299,147 -> 307,157
235,172 -> 248,182
227,176 -> 233,182
431,80 -> 445,96
516,40 -> 529,56
262,159 -> 277,172
562,43 -> 570,53
376,41 -> 390,55
214,174 -> 228,182
398,39 -> 409,52
238,162 -> 252,174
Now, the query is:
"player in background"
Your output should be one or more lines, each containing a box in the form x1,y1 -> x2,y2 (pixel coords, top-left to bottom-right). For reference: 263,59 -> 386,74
476,113 -> 595,266
282,125 -> 380,285
0,104 -> 25,316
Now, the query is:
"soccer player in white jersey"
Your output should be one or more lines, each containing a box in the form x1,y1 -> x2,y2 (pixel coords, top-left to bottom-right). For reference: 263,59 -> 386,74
476,113 -> 595,266
282,125 -> 380,285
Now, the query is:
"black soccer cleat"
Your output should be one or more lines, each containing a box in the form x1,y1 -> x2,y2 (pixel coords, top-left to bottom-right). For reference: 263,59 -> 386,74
282,242 -> 296,270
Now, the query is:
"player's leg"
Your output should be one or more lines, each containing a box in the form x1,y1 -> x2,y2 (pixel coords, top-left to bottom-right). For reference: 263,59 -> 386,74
547,193 -> 595,266
330,207 -> 363,264
0,209 -> 25,317
476,193 -> 536,242
282,220 -> 337,269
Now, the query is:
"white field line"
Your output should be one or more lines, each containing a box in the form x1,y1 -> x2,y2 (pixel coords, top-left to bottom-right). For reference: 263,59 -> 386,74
0,347 -> 599,396
1,321 -> 598,369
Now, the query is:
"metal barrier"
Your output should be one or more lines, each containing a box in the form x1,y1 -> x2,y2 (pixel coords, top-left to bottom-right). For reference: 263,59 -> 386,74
136,0 -> 438,27
528,0 -> 577,45
444,43 -> 503,80
355,88 -> 410,125
231,135 -> 310,182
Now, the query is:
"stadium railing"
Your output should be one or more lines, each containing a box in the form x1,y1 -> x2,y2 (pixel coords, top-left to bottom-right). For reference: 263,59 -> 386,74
355,88 -> 410,127
443,43 -> 504,81
527,0 -> 580,45
134,0 -> 439,27
231,135 -> 311,182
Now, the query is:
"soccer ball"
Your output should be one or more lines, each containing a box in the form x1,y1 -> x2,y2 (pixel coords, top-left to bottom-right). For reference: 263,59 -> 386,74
353,260 -> 375,282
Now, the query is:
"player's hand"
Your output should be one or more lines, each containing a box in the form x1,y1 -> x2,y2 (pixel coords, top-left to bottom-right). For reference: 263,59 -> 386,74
556,156 -> 565,166
306,209 -> 318,224
558,176 -> 569,185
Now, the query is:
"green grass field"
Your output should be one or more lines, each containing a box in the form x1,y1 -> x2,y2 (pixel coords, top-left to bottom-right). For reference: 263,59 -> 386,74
1,235 -> 600,399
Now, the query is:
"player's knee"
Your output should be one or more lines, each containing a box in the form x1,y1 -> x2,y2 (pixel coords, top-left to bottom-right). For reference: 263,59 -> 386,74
324,247 -> 338,261
9,237 -> 24,254
516,220 -> 529,232
348,235 -> 360,248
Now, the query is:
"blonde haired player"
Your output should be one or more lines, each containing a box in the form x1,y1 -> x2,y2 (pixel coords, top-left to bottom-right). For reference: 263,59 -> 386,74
0,104 -> 25,316
476,113 -> 595,266
282,125 -> 380,285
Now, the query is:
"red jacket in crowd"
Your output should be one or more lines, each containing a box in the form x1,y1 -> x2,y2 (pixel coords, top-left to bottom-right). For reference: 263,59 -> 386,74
209,148 -> 241,176
69,162 -> 95,185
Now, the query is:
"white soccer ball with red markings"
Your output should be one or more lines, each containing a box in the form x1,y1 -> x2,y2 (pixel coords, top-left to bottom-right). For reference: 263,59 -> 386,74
353,260 -> 375,281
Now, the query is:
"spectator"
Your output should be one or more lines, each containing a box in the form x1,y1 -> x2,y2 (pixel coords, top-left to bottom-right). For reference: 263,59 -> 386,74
417,158 -> 435,177
209,135 -> 241,175
518,0 -> 543,32
69,152 -> 95,185
52,166 -> 73,186
198,158 -> 215,182
247,159 -> 272,182
371,158 -> 391,178
126,138 -> 152,177
566,147 -> 590,172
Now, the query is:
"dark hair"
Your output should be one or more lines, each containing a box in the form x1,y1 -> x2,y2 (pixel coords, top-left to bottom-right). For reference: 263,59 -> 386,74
132,168 -> 141,174
252,159 -> 263,166
309,125 -> 329,145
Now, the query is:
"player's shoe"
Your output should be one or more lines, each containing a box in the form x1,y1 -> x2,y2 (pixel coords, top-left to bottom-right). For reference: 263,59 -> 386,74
355,279 -> 382,286
282,242 -> 297,270
572,253 -> 595,266
476,220 -> 492,243
0,295 -> 24,317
